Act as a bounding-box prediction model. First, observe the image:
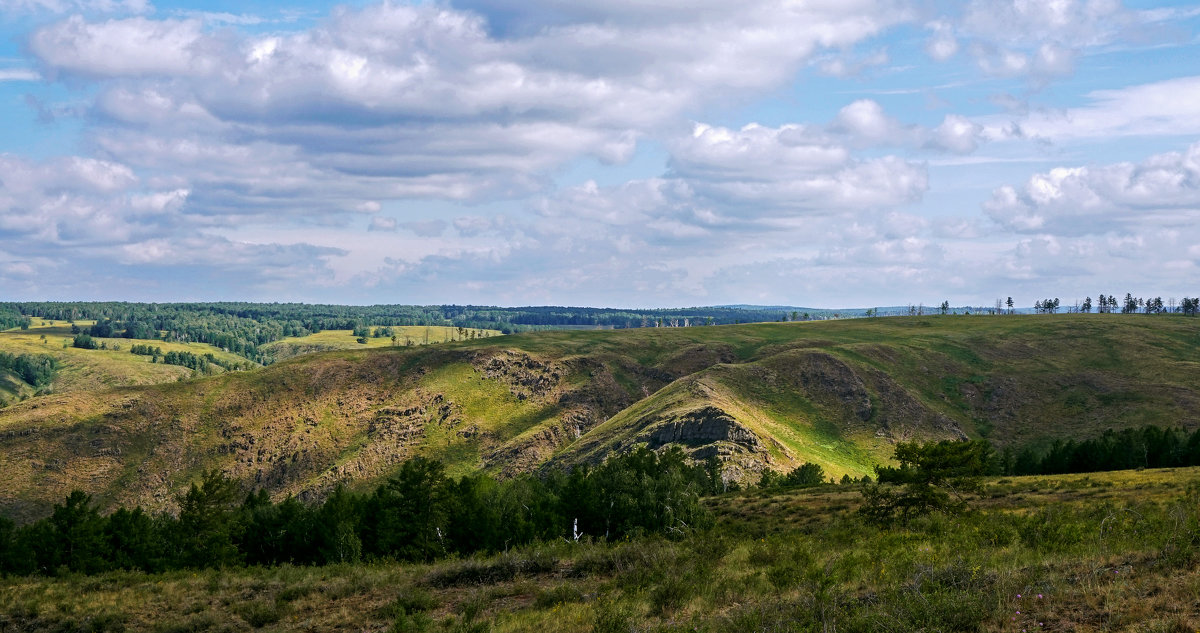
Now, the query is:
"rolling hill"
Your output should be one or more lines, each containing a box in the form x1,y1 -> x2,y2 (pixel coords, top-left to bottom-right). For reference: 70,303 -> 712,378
1,314 -> 1198,521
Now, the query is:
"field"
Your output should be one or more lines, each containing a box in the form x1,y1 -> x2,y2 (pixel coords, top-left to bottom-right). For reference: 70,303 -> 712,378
2,466 -> 1198,632
2,314 -> 1200,520
0,320 -> 249,397
261,326 -> 501,361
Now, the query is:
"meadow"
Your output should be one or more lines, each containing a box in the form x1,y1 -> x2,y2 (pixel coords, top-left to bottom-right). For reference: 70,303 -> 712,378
261,326 -> 500,361
1,466 -> 1197,632
0,320 -> 248,399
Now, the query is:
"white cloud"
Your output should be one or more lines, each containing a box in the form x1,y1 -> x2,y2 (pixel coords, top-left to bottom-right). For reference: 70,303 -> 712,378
26,0 -> 912,209
929,115 -> 984,154
932,0 -> 1178,78
368,216 -> 396,232
31,17 -> 214,78
667,122 -> 928,213
984,141 -> 1200,234
0,68 -> 40,81
0,0 -> 148,14
0,154 -> 344,291
996,76 -> 1200,142
924,20 -> 958,60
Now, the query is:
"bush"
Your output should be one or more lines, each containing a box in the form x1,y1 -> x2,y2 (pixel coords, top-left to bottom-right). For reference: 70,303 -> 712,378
233,600 -> 282,627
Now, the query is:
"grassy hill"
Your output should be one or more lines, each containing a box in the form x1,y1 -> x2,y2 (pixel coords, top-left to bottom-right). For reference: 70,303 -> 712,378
1,314 -> 1199,520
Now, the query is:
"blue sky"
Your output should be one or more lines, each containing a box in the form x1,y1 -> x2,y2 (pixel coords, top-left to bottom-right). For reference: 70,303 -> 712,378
1,0 -> 1199,308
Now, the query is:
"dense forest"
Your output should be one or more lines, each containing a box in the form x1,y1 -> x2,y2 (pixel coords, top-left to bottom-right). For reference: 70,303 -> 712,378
0,448 -> 722,576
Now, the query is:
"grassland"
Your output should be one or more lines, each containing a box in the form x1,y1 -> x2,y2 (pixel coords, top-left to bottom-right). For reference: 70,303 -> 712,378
261,326 -> 500,361
0,320 -> 250,396
3,466 -> 1198,632
1,314 -> 1199,520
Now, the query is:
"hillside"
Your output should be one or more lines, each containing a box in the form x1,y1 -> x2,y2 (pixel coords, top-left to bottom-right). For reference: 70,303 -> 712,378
1,314 -> 1198,520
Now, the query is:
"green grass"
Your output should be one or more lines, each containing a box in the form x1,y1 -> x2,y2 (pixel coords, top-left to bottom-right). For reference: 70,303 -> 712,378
3,467 -> 1199,632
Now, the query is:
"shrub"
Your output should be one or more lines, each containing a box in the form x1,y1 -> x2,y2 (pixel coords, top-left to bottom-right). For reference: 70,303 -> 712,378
233,600 -> 282,627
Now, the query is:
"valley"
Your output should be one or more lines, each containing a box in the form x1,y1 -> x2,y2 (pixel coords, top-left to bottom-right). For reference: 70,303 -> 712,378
1,313 -> 1197,520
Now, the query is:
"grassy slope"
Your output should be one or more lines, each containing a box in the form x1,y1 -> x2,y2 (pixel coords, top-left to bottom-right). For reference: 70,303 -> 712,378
3,467 -> 1199,633
1,315 -> 1199,519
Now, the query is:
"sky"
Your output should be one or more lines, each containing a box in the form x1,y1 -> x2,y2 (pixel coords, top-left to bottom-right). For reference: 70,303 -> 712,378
1,0 -> 1199,308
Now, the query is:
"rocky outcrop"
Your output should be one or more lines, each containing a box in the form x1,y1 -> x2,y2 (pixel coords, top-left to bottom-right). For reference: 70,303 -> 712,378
641,406 -> 762,450
473,351 -> 563,401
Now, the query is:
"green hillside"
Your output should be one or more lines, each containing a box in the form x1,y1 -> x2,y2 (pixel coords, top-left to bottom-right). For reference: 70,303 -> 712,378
1,314 -> 1198,520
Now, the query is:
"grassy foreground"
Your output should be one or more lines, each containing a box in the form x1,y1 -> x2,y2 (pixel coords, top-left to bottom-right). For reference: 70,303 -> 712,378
3,467 -> 1198,633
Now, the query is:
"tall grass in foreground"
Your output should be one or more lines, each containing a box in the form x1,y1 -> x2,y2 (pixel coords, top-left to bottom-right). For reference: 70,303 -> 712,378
2,468 -> 1198,632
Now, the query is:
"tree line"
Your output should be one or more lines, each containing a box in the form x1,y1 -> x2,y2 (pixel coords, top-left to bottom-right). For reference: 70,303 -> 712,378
1000,426 -> 1200,476
861,429 -> 1200,524
4,302 -> 848,367
0,352 -> 57,390
0,447 -> 721,576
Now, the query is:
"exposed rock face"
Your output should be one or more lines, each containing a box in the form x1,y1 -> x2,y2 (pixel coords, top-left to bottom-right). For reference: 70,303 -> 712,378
473,351 -> 563,401
642,406 -> 762,450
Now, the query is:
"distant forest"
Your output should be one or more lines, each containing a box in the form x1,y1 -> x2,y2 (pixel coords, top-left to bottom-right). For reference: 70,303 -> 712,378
1,296 -> 1195,365
0,302 -> 843,364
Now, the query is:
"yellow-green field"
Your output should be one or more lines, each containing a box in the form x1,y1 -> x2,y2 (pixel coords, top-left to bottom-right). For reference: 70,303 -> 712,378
0,320 -> 251,396
2,467 -> 1198,632
261,326 -> 501,361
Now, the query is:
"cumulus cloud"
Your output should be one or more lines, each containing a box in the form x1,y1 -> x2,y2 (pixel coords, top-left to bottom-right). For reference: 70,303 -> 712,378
928,0 -> 1182,78
24,0 -> 912,211
31,17 -> 216,78
924,19 -> 958,60
667,122 -> 927,214
984,141 -> 1200,234
0,154 -> 344,292
929,115 -> 984,153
